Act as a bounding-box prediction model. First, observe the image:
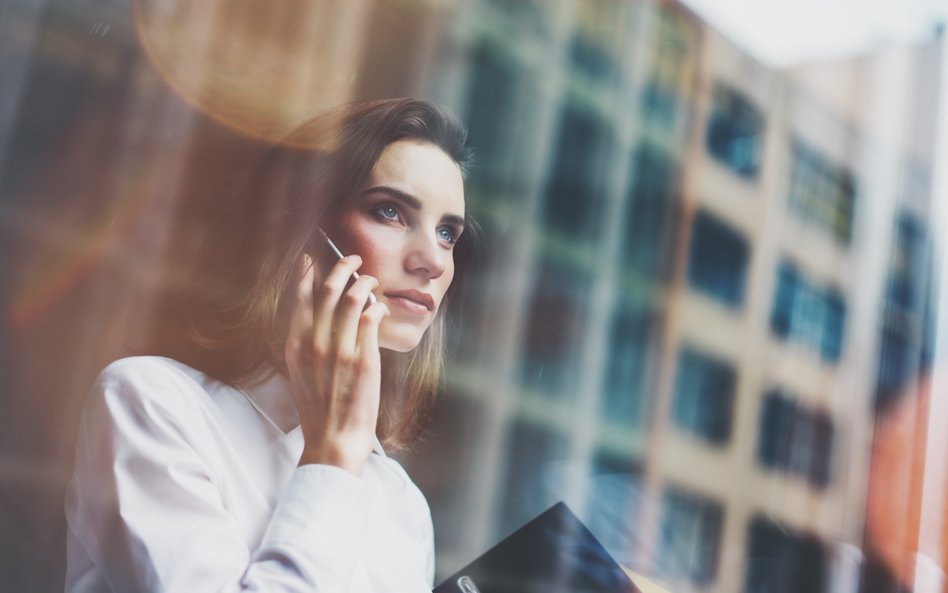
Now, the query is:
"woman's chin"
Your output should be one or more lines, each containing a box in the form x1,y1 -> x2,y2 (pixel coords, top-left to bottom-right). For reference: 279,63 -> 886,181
378,328 -> 424,353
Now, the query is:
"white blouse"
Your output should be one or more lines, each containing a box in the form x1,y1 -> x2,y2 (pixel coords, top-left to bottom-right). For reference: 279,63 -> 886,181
64,356 -> 434,593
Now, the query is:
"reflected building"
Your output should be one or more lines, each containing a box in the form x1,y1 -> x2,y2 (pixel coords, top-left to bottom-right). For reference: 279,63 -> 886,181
411,2 -> 945,593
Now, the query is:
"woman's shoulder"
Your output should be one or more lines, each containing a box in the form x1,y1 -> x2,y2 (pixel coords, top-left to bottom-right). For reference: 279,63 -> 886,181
90,356 -> 210,416
96,355 -> 206,389
98,355 -> 200,380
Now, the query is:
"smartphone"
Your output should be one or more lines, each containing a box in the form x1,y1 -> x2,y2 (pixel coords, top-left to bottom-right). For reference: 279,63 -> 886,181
318,228 -> 377,305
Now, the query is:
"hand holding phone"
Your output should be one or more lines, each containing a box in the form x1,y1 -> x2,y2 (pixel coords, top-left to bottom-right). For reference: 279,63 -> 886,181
319,228 -> 377,305
285,235 -> 388,476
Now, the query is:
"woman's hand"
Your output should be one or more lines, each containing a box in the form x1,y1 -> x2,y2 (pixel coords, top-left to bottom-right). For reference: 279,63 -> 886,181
284,253 -> 389,476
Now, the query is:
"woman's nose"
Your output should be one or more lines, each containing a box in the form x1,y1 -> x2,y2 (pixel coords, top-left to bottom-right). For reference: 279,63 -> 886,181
405,229 -> 447,279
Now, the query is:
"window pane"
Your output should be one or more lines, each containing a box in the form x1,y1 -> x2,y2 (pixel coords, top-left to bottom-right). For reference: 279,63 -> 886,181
621,143 -> 679,277
770,262 -> 847,363
745,517 -> 828,593
687,210 -> 749,307
542,105 -> 613,242
671,348 -> 736,444
519,258 -> 592,397
705,83 -> 764,178
657,488 -> 724,585
787,139 -> 856,244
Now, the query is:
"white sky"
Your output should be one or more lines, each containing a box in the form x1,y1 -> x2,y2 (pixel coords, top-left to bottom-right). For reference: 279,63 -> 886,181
678,0 -> 948,67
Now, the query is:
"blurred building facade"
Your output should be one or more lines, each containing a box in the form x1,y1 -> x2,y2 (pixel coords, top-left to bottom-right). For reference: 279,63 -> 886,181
405,2 -> 944,592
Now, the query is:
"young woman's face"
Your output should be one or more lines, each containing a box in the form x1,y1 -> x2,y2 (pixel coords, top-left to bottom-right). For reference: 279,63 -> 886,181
330,139 -> 466,352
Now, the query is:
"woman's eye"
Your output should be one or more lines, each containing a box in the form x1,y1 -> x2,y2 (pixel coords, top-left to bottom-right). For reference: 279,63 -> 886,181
374,204 -> 399,221
438,227 -> 459,245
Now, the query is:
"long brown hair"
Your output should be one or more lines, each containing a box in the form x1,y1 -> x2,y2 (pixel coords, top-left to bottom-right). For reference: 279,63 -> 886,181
159,98 -> 474,448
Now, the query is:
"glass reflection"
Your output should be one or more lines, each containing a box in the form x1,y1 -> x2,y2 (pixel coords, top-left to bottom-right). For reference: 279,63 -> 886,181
2,1 -> 947,592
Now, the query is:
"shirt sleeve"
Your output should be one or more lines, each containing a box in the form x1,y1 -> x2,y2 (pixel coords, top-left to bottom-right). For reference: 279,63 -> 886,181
65,358 -> 370,593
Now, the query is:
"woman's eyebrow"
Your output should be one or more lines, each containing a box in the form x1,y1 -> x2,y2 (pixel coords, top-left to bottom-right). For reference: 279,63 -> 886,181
361,185 -> 466,227
362,185 -> 423,210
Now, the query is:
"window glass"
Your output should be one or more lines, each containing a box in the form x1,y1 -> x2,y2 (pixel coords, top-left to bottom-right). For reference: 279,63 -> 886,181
657,487 -> 724,585
770,262 -> 847,363
542,104 -> 613,243
787,139 -> 856,244
497,419 -> 569,535
5,2 -> 948,592
621,143 -> 679,278
519,257 -> 592,398
745,517 -> 828,593
671,347 -> 736,444
687,210 -> 749,307
600,305 -> 653,427
757,389 -> 835,487
640,5 -> 697,131
705,83 -> 764,178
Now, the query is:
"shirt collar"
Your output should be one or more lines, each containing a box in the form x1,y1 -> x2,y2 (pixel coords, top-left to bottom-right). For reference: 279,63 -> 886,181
240,368 -> 386,456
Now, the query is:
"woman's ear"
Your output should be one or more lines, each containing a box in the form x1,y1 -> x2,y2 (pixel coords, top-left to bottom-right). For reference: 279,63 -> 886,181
300,252 -> 316,281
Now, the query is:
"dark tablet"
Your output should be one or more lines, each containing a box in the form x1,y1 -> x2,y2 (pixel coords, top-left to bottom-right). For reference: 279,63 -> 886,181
434,502 -> 641,593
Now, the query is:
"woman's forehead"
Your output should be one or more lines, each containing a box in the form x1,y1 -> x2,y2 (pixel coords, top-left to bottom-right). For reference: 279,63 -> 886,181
366,140 -> 465,214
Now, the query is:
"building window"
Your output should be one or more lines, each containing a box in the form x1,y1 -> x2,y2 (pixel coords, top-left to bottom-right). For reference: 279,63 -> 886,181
542,104 -> 613,242
770,262 -> 847,363
519,258 -> 592,397
705,83 -> 764,179
886,214 -> 927,313
569,34 -> 616,83
876,326 -> 916,407
787,139 -> 856,244
621,143 -> 679,278
657,487 -> 723,585
569,0 -> 624,84
586,451 -> 644,566
464,42 -> 522,194
600,305 -> 653,426
687,210 -> 749,307
744,517 -> 828,593
877,213 -> 935,407
671,347 -> 736,445
484,0 -> 550,38
640,4 -> 695,130
498,419 -> 569,535
756,390 -> 834,487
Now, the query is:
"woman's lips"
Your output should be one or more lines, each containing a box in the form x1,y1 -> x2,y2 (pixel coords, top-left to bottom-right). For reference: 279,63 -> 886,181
383,290 -> 434,315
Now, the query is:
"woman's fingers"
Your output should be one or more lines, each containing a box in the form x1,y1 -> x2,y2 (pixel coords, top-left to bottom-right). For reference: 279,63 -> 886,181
357,302 -> 389,360
285,252 -> 387,476
311,255 -> 364,349
333,274 -> 379,355
285,254 -> 316,362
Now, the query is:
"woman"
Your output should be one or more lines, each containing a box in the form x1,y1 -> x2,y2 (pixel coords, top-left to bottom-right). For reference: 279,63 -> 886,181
64,98 -> 474,592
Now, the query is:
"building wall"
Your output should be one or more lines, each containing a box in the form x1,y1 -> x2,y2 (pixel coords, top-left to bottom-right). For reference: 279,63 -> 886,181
407,1 -> 945,592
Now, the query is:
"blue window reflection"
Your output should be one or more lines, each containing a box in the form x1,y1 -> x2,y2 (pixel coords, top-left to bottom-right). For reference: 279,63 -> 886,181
600,305 -> 653,427
787,139 -> 856,244
687,210 -> 749,307
498,419 -> 569,537
519,258 -> 592,398
542,105 -> 613,242
705,83 -> 764,179
671,347 -> 736,445
744,517 -> 828,593
756,389 -> 834,488
657,487 -> 723,585
770,262 -> 847,363
621,144 -> 679,278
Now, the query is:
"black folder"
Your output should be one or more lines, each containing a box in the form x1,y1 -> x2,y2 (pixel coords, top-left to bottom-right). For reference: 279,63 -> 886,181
434,502 -> 642,593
